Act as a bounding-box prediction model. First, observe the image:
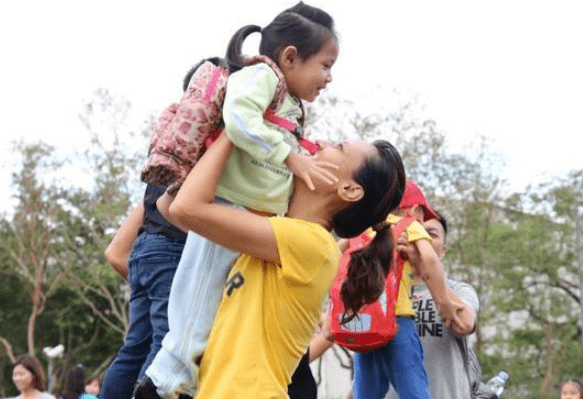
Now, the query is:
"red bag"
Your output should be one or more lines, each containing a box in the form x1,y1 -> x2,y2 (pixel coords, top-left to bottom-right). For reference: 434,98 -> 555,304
329,214 -> 416,352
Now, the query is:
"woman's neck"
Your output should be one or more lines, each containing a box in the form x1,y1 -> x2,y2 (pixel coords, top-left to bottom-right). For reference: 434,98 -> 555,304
286,189 -> 339,231
20,388 -> 41,399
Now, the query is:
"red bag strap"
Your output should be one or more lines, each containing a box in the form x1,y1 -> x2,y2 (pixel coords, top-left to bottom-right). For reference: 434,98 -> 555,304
263,109 -> 320,154
344,213 -> 418,302
392,213 -> 416,238
387,213 -> 417,303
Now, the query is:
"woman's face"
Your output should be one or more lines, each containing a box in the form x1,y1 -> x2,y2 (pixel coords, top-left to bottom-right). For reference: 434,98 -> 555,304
562,382 -> 582,399
312,140 -> 376,184
13,364 -> 34,392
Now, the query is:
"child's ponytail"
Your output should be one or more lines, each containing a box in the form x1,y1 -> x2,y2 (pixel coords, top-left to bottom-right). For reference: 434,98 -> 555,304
224,4 -> 336,76
225,25 -> 262,74
340,224 -> 395,323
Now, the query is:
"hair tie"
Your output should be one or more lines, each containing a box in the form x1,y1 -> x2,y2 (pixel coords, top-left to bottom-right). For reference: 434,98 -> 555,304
372,220 -> 390,232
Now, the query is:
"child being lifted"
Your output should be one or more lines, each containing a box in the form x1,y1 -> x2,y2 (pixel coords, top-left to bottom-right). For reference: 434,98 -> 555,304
135,2 -> 341,398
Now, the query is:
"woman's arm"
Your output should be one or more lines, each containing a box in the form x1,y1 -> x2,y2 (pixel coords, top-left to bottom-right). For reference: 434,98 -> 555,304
162,133 -> 280,262
104,202 -> 144,279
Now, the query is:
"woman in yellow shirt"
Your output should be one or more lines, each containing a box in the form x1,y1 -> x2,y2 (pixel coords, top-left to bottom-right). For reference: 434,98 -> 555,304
152,132 -> 405,399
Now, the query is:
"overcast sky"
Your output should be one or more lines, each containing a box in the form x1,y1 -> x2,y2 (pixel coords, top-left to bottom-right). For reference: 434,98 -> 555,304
1,0 -> 582,212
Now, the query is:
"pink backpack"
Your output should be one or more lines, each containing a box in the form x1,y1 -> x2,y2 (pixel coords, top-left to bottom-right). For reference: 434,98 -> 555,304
141,55 -> 318,194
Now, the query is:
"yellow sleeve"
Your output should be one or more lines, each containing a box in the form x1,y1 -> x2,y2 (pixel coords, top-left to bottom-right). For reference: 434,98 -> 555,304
406,220 -> 431,242
269,217 -> 340,286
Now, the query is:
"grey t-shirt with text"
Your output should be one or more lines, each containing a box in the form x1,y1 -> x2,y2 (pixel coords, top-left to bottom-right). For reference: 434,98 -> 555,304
386,278 -> 479,399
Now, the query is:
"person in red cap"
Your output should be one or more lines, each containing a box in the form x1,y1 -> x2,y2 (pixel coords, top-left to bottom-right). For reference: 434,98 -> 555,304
347,180 -> 464,399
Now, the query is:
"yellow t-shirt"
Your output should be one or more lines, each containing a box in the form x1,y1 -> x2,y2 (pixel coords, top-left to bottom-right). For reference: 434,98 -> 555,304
196,217 -> 340,399
363,214 -> 431,317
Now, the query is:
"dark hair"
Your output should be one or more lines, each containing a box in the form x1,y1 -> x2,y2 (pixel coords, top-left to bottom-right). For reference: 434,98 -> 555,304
433,210 -> 448,246
562,379 -> 583,398
182,56 -> 226,92
336,140 -> 406,320
61,364 -> 86,399
225,2 -> 336,73
13,354 -> 46,391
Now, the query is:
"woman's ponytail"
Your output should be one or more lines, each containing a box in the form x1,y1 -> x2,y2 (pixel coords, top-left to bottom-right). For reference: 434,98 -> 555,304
333,139 -> 406,323
339,224 -> 395,323
225,24 -> 262,74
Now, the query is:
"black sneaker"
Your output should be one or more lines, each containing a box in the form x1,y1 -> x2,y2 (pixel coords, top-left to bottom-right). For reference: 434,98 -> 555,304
134,377 -> 162,399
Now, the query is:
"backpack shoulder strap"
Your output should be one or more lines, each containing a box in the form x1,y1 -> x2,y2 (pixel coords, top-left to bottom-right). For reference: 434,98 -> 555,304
456,336 -> 476,399
203,64 -> 229,101
243,55 -> 289,111
263,109 -> 320,154
346,231 -> 372,253
387,213 -> 419,301
392,213 -> 417,238
244,55 -> 319,153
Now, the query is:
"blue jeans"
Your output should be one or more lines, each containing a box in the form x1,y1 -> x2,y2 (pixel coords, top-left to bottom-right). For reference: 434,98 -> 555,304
100,232 -> 185,399
353,317 -> 432,399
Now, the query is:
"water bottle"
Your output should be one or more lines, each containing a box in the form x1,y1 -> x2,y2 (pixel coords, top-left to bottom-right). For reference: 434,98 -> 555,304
486,371 -> 509,397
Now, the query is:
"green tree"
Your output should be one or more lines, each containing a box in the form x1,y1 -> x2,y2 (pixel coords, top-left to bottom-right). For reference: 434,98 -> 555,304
46,88 -> 152,385
0,88 -> 152,395
475,171 -> 583,398
0,142 -> 69,359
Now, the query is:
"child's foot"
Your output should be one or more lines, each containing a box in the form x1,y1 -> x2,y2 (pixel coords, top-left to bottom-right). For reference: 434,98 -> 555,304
134,377 -> 162,399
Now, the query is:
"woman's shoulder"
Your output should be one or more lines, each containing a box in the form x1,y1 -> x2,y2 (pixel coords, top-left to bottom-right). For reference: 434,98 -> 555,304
270,216 -> 332,237
269,217 -> 340,258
